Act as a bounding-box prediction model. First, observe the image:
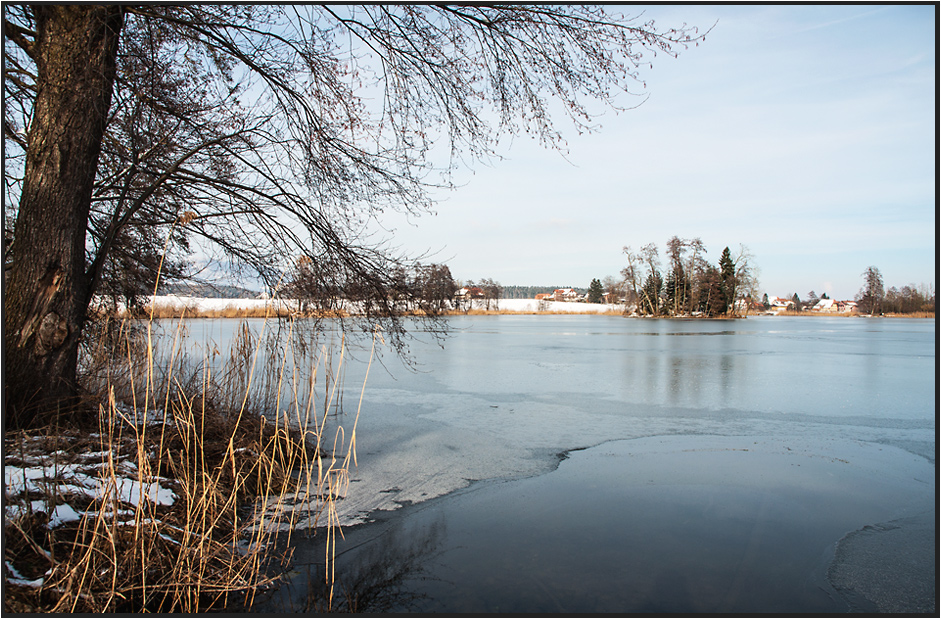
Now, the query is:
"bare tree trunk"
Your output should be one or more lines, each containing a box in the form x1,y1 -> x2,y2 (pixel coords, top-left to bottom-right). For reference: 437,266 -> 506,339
4,6 -> 123,428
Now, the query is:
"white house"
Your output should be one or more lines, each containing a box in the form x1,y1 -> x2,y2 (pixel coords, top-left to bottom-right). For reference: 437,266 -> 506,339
767,296 -> 794,312
811,298 -> 836,312
456,286 -> 485,300
810,298 -> 858,313
553,288 -> 580,302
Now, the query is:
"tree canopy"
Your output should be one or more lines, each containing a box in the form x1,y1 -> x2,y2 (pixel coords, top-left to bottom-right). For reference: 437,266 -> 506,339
3,5 -> 706,426
621,239 -> 757,317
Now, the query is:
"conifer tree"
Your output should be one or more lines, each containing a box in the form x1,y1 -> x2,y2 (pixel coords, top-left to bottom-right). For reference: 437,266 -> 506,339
719,247 -> 736,315
588,278 -> 604,304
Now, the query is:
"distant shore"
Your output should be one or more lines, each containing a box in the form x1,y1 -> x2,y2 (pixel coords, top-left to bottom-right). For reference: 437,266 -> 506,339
95,296 -> 934,320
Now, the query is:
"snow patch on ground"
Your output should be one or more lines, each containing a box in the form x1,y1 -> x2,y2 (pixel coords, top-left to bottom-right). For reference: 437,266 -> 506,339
4,446 -> 177,530
5,561 -> 44,588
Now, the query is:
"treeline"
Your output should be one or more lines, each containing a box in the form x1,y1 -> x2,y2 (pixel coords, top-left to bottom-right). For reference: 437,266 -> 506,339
502,285 -> 585,299
282,237 -> 760,319
598,237 -> 758,317
855,266 -> 935,315
283,260 -> 461,316
882,284 -> 935,314
283,262 -> 516,315
162,282 -> 259,299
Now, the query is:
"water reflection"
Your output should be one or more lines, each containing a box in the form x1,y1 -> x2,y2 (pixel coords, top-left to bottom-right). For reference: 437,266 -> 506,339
288,436 -> 934,614
618,322 -> 747,410
259,513 -> 445,613
151,315 -> 934,424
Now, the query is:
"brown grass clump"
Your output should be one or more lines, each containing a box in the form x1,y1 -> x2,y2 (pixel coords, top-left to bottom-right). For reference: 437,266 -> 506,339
768,310 -> 858,317
103,299 -> 353,320
4,315 -> 370,613
882,311 -> 935,319
133,302 -> 295,320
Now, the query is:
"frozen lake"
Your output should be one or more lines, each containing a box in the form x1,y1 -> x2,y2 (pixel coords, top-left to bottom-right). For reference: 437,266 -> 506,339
156,314 -> 936,613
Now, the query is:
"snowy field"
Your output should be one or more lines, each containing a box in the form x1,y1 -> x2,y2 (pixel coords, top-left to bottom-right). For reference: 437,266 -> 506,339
481,298 -> 624,313
137,296 -> 624,315
145,295 -> 298,313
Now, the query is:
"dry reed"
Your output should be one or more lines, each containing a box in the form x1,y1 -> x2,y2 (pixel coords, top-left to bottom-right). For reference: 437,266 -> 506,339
3,311 -> 372,613
107,302 -> 352,320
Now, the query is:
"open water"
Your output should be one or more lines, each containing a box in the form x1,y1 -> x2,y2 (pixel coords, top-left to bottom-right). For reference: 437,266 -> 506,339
157,315 -> 936,613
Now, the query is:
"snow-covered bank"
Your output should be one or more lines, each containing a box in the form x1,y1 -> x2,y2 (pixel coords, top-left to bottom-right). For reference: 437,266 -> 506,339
134,296 -> 624,315
92,295 -> 624,317
2,403 -> 329,611
141,295 -> 298,314
480,299 -> 624,313
152,295 -> 291,312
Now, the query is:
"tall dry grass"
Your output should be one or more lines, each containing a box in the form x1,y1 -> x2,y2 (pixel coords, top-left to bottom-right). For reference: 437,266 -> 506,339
108,300 -> 352,320
4,309 -> 373,613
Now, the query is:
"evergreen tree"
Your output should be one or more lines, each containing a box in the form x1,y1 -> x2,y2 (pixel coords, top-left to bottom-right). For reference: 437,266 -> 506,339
665,263 -> 689,315
641,271 -> 663,315
664,270 -> 678,314
587,278 -> 604,303
719,246 -> 736,315
700,265 -> 726,317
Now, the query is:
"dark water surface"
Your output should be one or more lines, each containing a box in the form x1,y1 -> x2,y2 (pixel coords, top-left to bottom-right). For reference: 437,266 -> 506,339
160,315 -> 936,613
269,435 -> 933,614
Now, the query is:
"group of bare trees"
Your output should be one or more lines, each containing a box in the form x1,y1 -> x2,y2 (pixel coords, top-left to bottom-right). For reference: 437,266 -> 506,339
882,284 -> 935,315
284,260 -> 513,315
618,237 -> 758,317
855,266 -> 935,315
462,278 -> 504,311
283,259 -> 459,317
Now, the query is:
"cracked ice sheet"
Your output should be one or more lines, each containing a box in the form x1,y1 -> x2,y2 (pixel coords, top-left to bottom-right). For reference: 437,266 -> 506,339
318,386 -> 692,527
318,394 -> 563,527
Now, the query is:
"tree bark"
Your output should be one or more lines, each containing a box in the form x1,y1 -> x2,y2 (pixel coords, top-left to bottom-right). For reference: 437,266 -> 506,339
4,6 -> 123,428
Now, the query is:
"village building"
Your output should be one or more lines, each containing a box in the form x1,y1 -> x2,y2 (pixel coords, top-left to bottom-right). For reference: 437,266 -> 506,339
766,296 -> 795,313
552,288 -> 581,302
810,299 -> 858,313
455,286 -> 485,301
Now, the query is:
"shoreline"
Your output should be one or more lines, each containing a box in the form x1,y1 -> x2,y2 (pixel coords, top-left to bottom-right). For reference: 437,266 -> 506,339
96,295 -> 934,320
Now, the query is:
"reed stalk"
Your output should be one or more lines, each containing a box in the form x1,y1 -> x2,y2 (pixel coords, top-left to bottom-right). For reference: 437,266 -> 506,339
4,309 -> 372,612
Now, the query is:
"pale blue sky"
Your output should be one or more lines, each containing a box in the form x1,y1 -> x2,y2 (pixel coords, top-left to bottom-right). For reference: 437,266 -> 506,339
373,4 -> 936,301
